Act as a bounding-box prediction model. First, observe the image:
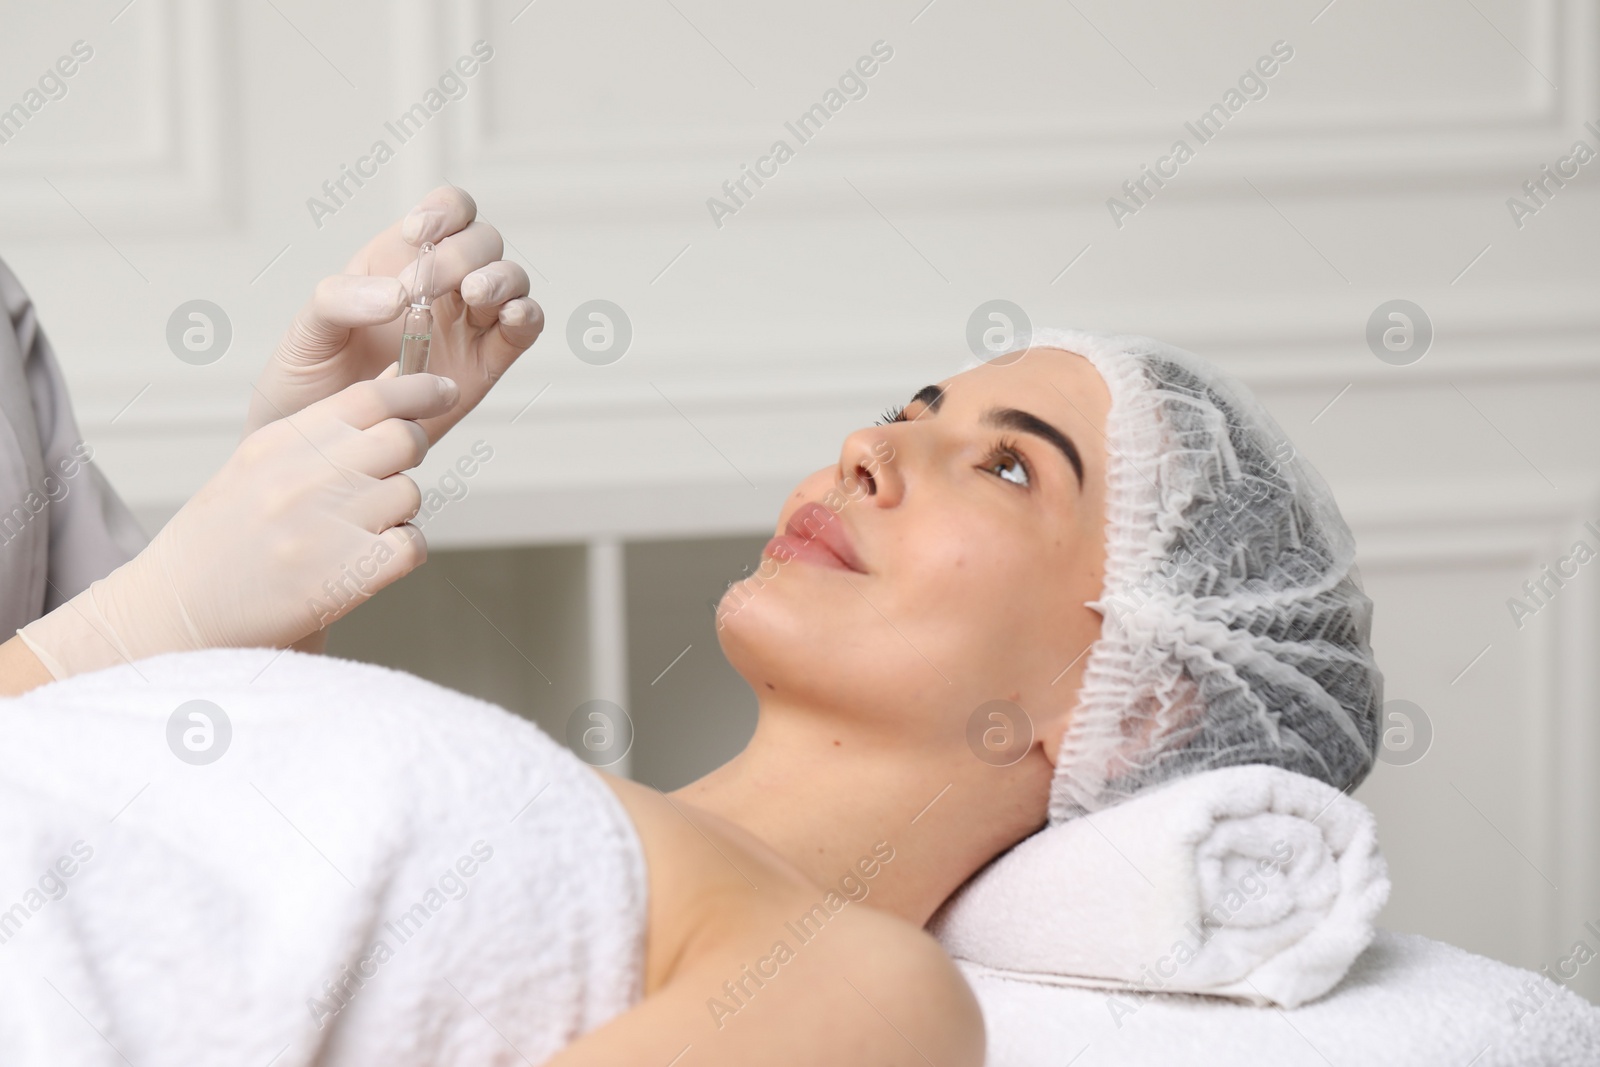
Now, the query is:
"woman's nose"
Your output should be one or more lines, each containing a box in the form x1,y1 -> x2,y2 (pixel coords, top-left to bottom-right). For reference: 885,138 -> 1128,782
837,427 -> 903,507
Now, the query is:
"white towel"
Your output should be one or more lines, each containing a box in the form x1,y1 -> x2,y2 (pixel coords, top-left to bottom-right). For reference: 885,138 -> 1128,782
960,929 -> 1600,1067
930,764 -> 1388,1008
0,648 -> 648,1065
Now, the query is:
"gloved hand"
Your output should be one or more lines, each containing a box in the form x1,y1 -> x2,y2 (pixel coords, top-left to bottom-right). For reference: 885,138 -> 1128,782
244,185 -> 543,445
17,366 -> 457,680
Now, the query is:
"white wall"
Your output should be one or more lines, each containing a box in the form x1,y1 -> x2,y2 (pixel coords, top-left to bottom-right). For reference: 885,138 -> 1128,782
2,0 -> 1597,1001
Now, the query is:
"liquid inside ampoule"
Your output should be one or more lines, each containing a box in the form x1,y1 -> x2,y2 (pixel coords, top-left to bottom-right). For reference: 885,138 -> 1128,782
398,326 -> 432,375
397,241 -> 436,375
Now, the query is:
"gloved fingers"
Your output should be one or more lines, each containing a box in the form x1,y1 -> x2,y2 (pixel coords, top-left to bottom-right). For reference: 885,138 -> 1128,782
277,275 -> 409,369
349,471 -> 424,532
369,521 -> 428,586
399,220 -> 503,302
332,417 -> 430,480
310,372 -> 460,434
479,297 -> 546,367
301,522 -> 428,632
400,185 -> 478,246
460,260 -> 530,328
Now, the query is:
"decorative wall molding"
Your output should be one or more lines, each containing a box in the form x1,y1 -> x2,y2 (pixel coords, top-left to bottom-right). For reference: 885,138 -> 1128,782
444,0 -> 1596,220
0,0 -> 234,237
63,298 -> 1600,436
1352,492 -> 1600,991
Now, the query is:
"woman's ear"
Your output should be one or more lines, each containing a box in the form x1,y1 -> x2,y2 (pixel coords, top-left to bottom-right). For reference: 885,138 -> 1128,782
1042,670 -> 1205,785
1038,702 -> 1071,766
1100,671 -> 1204,783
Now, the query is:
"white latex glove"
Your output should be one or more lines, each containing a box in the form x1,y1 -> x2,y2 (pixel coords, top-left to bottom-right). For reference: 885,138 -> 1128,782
18,366 -> 457,680
244,185 -> 543,444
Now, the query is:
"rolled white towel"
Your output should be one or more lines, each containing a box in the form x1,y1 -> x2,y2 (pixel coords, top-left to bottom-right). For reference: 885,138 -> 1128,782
929,764 -> 1389,1008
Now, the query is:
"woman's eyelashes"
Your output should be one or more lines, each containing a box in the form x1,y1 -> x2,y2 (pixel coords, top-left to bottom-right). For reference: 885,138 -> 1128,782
869,407 -> 1032,489
876,395 -> 931,425
980,437 -> 1031,488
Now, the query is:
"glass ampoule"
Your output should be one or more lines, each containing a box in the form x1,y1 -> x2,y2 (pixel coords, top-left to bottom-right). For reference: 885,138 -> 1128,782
398,241 -> 437,375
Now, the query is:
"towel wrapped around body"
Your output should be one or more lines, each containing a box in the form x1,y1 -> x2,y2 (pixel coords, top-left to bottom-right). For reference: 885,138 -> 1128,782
0,648 -> 648,1065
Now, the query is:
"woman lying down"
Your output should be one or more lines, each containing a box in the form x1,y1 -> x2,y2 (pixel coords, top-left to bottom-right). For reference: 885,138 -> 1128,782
0,189 -> 1381,1065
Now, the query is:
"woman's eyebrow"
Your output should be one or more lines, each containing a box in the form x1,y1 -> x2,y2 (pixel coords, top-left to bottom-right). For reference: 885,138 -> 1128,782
906,384 -> 1085,486
907,383 -> 944,413
982,407 -> 1085,486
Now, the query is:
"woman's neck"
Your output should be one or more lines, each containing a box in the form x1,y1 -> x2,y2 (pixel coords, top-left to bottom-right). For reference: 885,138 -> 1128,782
670,698 -> 1053,927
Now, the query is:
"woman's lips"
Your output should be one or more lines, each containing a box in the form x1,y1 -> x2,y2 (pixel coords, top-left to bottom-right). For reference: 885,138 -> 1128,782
760,502 -> 867,573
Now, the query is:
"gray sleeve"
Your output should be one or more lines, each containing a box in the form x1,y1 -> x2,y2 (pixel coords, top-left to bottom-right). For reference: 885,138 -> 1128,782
0,255 -> 148,637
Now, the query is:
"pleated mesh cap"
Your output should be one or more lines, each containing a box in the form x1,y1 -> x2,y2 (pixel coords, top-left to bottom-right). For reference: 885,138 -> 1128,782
965,328 -> 1382,824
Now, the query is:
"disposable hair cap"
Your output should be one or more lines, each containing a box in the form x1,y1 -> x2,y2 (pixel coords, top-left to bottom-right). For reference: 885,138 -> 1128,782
970,328 -> 1383,824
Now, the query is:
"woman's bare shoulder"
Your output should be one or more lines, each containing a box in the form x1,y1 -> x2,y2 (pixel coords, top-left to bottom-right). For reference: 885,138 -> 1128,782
790,904 -> 987,1063
550,890 -> 983,1066
568,772 -> 984,1066
592,771 -> 816,993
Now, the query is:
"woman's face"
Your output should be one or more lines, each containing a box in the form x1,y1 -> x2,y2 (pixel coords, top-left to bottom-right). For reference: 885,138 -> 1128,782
717,347 -> 1112,764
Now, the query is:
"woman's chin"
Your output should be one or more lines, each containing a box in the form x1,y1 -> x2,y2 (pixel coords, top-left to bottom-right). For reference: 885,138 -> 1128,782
713,582 -> 789,668
716,581 -> 841,696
